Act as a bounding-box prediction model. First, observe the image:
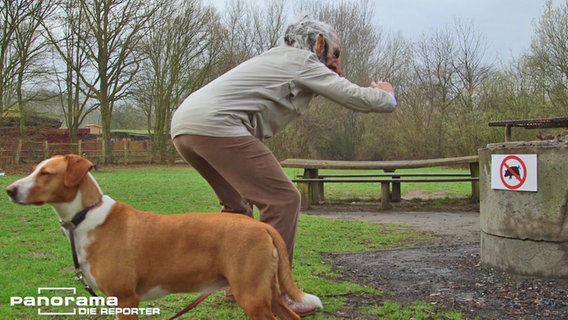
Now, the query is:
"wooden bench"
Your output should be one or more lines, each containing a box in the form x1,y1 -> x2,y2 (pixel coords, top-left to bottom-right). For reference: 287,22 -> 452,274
280,156 -> 479,210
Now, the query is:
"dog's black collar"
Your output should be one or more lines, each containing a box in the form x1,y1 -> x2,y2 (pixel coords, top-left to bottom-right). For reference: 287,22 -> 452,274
70,206 -> 93,228
60,198 -> 102,297
62,198 -> 102,230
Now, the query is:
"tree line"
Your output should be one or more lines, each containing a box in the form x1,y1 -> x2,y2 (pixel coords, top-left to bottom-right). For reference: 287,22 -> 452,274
1,0 -> 567,164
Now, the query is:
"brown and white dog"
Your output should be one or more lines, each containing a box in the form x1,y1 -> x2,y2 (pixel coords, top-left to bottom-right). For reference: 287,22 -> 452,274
5,154 -> 322,320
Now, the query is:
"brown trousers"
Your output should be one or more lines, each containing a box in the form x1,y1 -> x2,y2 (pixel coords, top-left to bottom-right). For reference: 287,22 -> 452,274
172,135 -> 301,264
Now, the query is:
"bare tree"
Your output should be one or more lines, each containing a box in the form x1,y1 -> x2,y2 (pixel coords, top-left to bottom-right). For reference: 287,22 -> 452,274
449,19 -> 492,154
219,0 -> 257,69
0,0 -> 19,116
451,20 -> 491,111
413,27 -> 457,156
50,0 -> 156,164
219,0 -> 288,68
45,0 -> 96,152
0,0 -> 57,164
476,57 -> 546,144
0,0 -> 56,132
400,19 -> 491,158
251,0 -> 287,52
528,0 -> 568,112
135,0 -> 222,162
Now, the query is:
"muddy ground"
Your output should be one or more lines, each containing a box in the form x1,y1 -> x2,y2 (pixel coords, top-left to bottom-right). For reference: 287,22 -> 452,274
306,194 -> 568,320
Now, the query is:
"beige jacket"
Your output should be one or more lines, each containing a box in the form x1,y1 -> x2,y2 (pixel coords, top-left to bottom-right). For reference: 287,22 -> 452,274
171,46 -> 396,140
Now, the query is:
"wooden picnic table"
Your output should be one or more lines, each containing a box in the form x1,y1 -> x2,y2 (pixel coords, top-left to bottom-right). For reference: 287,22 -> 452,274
488,116 -> 568,141
281,156 -> 480,209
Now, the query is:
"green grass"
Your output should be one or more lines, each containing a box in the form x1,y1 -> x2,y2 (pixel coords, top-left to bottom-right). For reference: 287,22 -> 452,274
0,165 -> 467,319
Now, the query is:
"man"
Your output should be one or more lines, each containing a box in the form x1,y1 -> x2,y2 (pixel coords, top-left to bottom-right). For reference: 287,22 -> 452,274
171,17 -> 396,317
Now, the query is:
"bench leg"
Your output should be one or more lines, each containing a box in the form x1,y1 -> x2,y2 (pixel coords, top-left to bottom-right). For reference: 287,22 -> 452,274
391,178 -> 401,202
386,170 -> 401,202
301,168 -> 321,208
307,181 -> 321,206
381,182 -> 392,210
296,182 -> 310,209
295,181 -> 323,209
317,181 -> 324,203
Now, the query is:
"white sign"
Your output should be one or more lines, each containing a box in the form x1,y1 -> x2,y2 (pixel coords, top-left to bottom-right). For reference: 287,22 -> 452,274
491,154 -> 538,192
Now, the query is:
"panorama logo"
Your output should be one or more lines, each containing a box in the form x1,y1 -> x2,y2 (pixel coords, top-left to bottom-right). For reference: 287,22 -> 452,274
10,288 -> 160,317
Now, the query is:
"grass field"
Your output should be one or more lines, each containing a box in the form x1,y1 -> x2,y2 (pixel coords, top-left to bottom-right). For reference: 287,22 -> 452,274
0,165 -> 469,319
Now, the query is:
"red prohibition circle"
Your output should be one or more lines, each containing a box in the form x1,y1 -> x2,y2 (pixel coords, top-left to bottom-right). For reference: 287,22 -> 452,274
499,155 -> 527,189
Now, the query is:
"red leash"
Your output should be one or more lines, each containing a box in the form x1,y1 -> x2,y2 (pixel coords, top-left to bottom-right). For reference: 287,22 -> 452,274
168,292 -> 211,320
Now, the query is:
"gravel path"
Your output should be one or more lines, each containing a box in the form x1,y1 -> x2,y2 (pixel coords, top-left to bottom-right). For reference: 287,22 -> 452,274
304,199 -> 568,320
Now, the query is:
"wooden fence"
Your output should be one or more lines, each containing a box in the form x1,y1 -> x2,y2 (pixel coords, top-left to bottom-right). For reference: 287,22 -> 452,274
0,139 -> 154,168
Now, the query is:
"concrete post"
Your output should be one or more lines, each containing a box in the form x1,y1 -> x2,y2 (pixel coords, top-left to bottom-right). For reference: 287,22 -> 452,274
479,139 -> 568,278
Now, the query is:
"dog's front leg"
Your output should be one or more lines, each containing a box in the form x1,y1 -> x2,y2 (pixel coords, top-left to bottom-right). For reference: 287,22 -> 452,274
115,295 -> 140,320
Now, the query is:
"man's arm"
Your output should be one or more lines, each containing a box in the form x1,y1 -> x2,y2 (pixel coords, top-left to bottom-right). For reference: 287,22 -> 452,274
298,54 -> 397,113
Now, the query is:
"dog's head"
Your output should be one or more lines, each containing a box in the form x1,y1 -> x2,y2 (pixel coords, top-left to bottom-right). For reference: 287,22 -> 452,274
6,154 -> 94,206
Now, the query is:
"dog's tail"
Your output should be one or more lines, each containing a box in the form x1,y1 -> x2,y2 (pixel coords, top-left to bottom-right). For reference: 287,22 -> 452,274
267,226 -> 323,311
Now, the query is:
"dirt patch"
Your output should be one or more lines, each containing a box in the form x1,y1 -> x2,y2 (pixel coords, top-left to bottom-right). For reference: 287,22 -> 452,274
305,197 -> 568,319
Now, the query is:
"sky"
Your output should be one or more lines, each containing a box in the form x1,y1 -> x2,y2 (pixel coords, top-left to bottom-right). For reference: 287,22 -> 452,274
209,0 -> 565,64
373,0 -> 563,63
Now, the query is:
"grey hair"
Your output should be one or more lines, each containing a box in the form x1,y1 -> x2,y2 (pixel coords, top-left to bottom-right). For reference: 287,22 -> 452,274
279,17 -> 338,52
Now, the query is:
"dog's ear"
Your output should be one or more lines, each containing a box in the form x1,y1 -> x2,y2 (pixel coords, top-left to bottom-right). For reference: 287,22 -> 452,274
64,154 -> 94,187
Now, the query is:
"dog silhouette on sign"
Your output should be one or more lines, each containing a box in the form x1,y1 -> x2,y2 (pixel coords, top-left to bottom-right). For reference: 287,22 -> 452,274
504,166 -> 521,179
